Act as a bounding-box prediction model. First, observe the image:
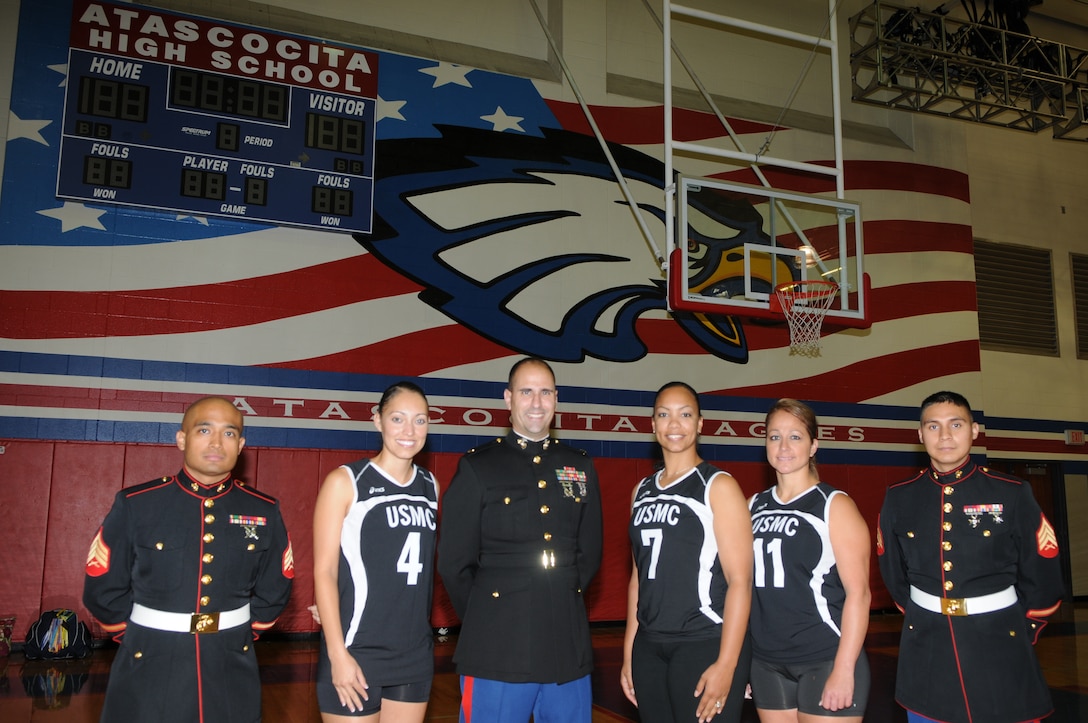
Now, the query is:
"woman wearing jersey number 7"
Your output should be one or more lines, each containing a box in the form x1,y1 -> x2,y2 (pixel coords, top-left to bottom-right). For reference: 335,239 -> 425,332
313,381 -> 439,722
621,382 -> 753,723
747,399 -> 870,723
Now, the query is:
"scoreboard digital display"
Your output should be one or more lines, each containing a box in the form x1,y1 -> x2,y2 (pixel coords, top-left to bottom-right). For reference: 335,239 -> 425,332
57,0 -> 379,233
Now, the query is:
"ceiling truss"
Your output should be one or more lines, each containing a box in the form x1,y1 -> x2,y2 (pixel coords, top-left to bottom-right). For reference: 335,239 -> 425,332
850,1 -> 1088,141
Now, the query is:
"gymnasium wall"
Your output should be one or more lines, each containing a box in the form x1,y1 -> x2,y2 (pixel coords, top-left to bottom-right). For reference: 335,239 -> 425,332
2,0 -> 1087,637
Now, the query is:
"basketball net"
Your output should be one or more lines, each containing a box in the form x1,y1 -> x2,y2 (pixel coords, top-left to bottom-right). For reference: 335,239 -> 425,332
773,280 -> 838,357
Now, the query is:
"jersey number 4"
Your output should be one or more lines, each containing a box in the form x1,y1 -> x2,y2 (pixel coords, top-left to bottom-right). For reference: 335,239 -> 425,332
397,531 -> 424,585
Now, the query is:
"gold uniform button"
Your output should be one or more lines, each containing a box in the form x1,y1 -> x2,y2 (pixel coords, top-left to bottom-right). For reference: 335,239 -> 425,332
983,530 -> 992,537
943,522 -> 952,531
943,561 -> 953,571
247,543 -> 256,550
491,591 -> 500,598
533,455 -> 541,464
203,533 -> 214,543
944,486 -> 954,495
944,580 -> 954,590
155,542 -> 164,550
942,541 -> 952,551
543,532 -> 552,541
205,514 -> 215,524
134,651 -> 143,659
540,505 -> 550,514
200,596 -> 210,606
201,575 -> 213,585
906,531 -> 915,538
243,644 -> 249,651
943,503 -> 953,513
538,480 -> 547,489
504,497 -> 511,505
204,499 -> 214,508
203,553 -> 214,563
1009,630 -> 1016,637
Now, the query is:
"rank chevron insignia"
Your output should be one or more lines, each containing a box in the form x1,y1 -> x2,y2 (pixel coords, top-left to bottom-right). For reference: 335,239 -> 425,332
282,541 -> 295,579
85,527 -> 111,577
1036,514 -> 1059,559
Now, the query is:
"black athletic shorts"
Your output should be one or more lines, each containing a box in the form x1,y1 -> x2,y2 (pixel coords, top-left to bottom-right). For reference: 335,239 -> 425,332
749,652 -> 869,717
316,678 -> 432,717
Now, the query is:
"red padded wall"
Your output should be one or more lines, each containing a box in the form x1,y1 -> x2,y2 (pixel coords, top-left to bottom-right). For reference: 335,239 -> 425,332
42,444 -> 125,633
0,439 -> 906,640
0,440 -> 54,639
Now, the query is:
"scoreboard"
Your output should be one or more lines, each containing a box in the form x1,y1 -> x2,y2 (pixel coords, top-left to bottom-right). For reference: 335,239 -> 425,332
57,0 -> 379,234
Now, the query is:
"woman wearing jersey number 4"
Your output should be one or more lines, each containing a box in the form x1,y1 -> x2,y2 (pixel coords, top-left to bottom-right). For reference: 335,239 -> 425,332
748,399 -> 871,723
314,382 -> 439,722
621,382 -> 753,723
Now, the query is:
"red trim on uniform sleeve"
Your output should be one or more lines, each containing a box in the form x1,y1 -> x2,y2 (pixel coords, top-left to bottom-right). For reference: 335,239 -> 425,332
85,527 -> 111,577
1028,601 -> 1061,619
282,537 -> 295,579
875,515 -> 885,556
1037,514 -> 1059,559
1026,616 -> 1050,644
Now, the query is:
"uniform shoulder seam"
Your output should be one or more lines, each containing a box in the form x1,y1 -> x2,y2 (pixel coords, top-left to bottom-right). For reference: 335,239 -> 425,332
239,485 -> 280,503
553,438 -> 589,456
465,437 -> 503,455
122,477 -> 175,498
888,471 -> 926,489
978,467 -> 1025,485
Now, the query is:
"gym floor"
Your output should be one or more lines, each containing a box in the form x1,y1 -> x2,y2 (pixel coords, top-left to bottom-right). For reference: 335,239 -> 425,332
2,604 -> 1086,722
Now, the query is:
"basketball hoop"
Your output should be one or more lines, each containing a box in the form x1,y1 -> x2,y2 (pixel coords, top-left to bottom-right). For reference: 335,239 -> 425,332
772,280 -> 839,357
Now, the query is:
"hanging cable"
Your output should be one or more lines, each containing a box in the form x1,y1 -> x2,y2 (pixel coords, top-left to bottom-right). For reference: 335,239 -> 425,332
756,0 -> 846,159
527,0 -> 666,269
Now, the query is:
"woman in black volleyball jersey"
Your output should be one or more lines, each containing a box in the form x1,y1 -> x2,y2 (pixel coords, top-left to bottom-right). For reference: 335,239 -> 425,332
313,382 -> 439,722
747,398 -> 870,723
621,381 -> 753,723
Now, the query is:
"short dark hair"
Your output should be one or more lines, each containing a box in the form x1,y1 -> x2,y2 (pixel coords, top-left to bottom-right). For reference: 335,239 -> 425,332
507,357 -> 556,389
182,396 -> 243,431
377,381 -> 428,414
654,381 -> 701,416
920,391 -> 973,422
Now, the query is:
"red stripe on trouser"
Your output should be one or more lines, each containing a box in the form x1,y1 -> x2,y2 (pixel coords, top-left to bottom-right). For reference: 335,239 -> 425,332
461,675 -> 474,723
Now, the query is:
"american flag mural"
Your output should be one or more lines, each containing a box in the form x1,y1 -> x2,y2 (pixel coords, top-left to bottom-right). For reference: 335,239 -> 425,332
1,0 -> 1083,631
2,0 -> 983,427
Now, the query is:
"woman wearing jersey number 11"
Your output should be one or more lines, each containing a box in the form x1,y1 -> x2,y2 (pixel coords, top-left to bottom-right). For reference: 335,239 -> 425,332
621,382 -> 753,723
748,399 -> 870,723
313,382 -> 439,722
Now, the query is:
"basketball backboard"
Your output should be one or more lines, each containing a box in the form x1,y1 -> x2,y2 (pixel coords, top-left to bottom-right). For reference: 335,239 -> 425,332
667,174 -> 870,329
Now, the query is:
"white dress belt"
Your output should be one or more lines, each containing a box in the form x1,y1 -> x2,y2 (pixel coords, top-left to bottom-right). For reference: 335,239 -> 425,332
130,602 -> 251,633
909,585 -> 1018,616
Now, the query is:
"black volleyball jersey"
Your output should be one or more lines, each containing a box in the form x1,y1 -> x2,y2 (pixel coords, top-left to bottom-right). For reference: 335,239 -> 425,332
748,481 -> 847,664
629,461 -> 729,641
337,459 -> 439,682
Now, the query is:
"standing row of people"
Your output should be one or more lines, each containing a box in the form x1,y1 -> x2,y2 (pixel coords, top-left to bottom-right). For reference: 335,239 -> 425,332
622,384 -> 870,723
82,364 -> 1064,723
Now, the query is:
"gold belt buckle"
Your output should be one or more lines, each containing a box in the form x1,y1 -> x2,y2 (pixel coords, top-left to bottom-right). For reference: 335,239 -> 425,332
190,612 -> 220,633
541,550 -> 556,569
941,597 -> 967,616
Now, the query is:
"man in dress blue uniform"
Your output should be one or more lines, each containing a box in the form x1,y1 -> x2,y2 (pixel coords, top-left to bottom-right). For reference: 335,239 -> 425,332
437,357 -> 603,723
84,396 -> 294,723
877,391 -> 1063,723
